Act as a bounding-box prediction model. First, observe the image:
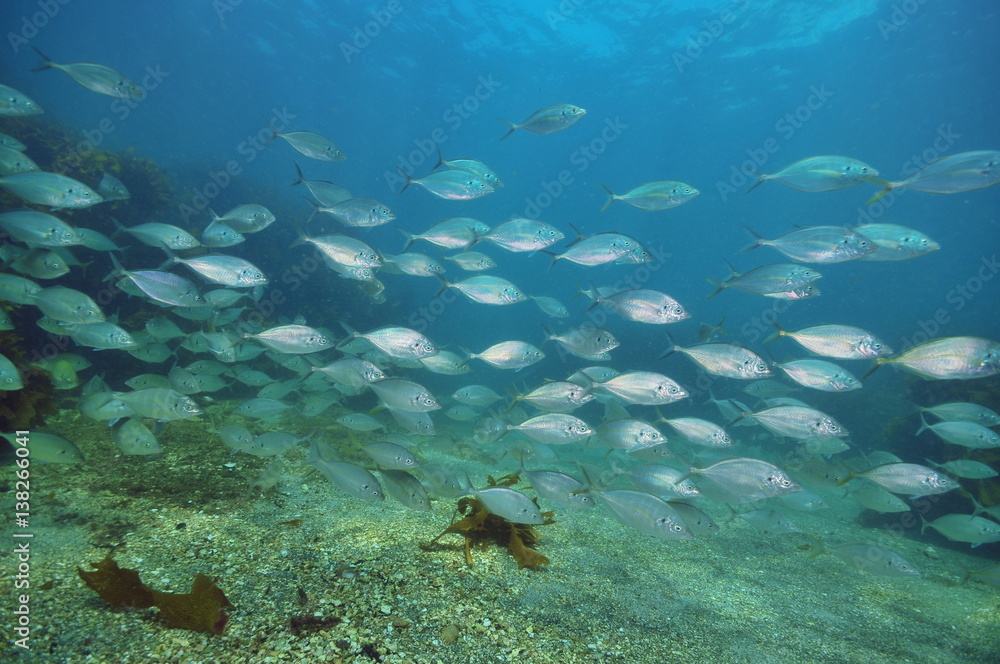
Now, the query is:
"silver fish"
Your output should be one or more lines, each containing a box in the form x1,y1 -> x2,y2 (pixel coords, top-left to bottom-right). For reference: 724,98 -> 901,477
363,441 -> 420,470
382,252 -> 444,277
873,336 -> 1000,380
624,464 -> 700,499
745,155 -> 878,193
851,463 -> 955,497
919,402 -> 1000,427
378,469 -> 431,511
0,273 -> 41,304
28,286 -> 104,323
870,150 -> 1000,200
200,219 -> 245,248
1,432 -> 83,463
514,381 -> 593,413
245,324 -> 331,355
769,323 -> 891,359
399,217 -> 487,251
463,341 -> 544,370
0,145 -> 39,174
400,168 -> 493,200
338,324 -> 438,360
775,359 -> 861,392
312,197 -> 395,227
271,127 -> 345,162
666,339 -> 771,380
708,262 -> 821,299
243,431 -> 307,457
111,419 -> 161,456
291,162 -> 353,206
250,459 -> 284,493
588,287 -> 689,324
738,509 -> 799,535
218,424 -> 255,452
232,398 -> 292,419
0,172 -> 103,209
658,417 -> 731,447
367,378 -> 440,413
10,248 -> 69,279
311,358 -> 384,387
520,467 -> 595,509
0,83 -> 43,115
437,275 -> 526,305
593,490 -> 692,540
109,257 -> 206,307
921,514 -> 1000,545
435,150 -> 503,189
419,350 -> 471,375
530,295 -> 568,318
741,226 -> 876,263
470,485 -> 545,524
544,325 -> 619,358
508,413 -> 592,445
163,249 -> 268,287
212,204 -> 276,233
294,233 -> 381,268
813,541 -> 919,578
595,419 -> 664,451
547,230 -> 647,267
31,47 -> 142,98
853,223 -> 940,261
592,371 -> 688,406
925,459 -> 997,480
309,441 -> 384,502
0,132 -> 27,149
445,251 -> 497,272
599,181 -> 699,212
0,353 -> 25,390
451,384 -> 503,407
97,172 -> 129,200
116,387 -> 201,421
850,483 -> 911,513
499,103 -> 586,140
116,220 -> 200,249
76,227 -> 125,252
685,457 -> 801,503
917,417 -> 1000,449
743,405 -> 846,441
478,218 -> 564,253
62,322 -> 137,349
336,413 -> 386,432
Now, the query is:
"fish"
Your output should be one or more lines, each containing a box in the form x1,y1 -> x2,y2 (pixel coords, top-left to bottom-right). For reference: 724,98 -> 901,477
585,287 -> 689,325
218,424 -> 255,452
774,359 -> 861,392
312,358 -> 384,387
849,483 -> 912,513
738,509 -> 799,535
0,273 -> 42,304
115,387 -> 201,421
110,419 -> 161,456
664,338 -> 771,380
623,464 -> 700,499
846,462 -> 955,497
599,181 -> 699,212
201,219 -> 245,248
336,413 -> 386,432
211,204 -> 276,233
683,457 -> 801,502
745,155 -> 879,193
419,350 -> 471,375
311,198 -> 395,228
530,295 -> 569,318
367,378 -> 441,413
62,322 -> 138,350
270,126 -> 345,161
338,324 -> 438,360
918,402 -> 1000,426
543,325 -> 619,359
245,325 -> 332,355
921,514 -> 1000,545
657,416 -> 732,447
810,540 -> 920,578
0,354 -> 25,390
437,275 -> 527,305
519,466 -> 595,509
250,459 -> 283,494
1,432 -> 83,463
916,416 -> 1000,449
0,144 -> 39,174
513,381 -> 593,413
0,172 -> 103,209
160,248 -> 268,287
469,484 -> 546,524
925,459 -> 997,480
741,226 -> 876,263
0,83 -> 43,115
31,46 -> 143,98
546,231 -> 648,267
362,441 -> 421,469
592,489 -> 693,540
381,252 -> 444,277
871,336 -> 1000,380
378,470 -> 431,511
506,413 -> 593,445
451,384 -> 503,407
477,218 -> 564,253
309,440 -> 384,502
28,286 -> 105,324
434,150 -> 503,189
108,256 -> 207,307
444,251 -> 497,272
768,322 -> 892,359
591,371 -> 688,406
853,223 -> 940,261
97,172 -> 130,201
707,262 -> 821,299
868,150 -> 1000,201
421,464 -> 466,498
114,220 -> 200,249
499,104 -> 586,140
0,132 -> 27,150
595,419 -> 665,451
399,168 -> 494,200
741,405 -> 847,441
291,163 -> 353,206
10,248 -> 70,279
231,398 -> 293,419
399,217 -> 487,251
76,227 -> 126,252
292,232 -> 381,269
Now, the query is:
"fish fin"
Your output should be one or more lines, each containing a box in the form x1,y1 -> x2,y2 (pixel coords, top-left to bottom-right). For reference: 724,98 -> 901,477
705,278 -> 725,300
539,323 -> 555,347
335,322 -> 359,351
742,172 -> 766,195
859,360 -> 883,382
762,320 -> 785,345
290,162 -> 305,187
918,512 -> 930,536
567,222 -> 586,245
540,249 -> 559,271
397,166 -> 415,194
658,330 -> 677,360
263,117 -> 279,145
498,118 -> 518,141
915,412 -> 930,437
432,274 -> 451,299
434,146 -> 446,170
737,226 -> 766,253
864,179 -> 897,204
103,253 -> 126,283
598,184 -> 616,212
29,46 -> 56,71
394,226 -> 416,252
156,241 -> 180,270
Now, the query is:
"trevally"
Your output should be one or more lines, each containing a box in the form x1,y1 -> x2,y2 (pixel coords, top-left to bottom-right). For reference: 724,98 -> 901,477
599,180 -> 699,212
0,172 -> 103,209
499,103 -> 586,140
31,46 -> 143,98
399,168 -> 494,200
0,83 -> 43,115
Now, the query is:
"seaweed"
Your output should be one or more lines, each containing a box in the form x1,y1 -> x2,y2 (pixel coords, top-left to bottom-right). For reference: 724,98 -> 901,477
420,476 -> 555,570
78,556 -> 232,634
0,332 -> 58,432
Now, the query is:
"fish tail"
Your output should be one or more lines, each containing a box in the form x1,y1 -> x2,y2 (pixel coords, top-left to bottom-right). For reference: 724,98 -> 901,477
859,359 -> 883,382
598,184 -> 616,212
455,344 -> 474,367
290,162 -> 305,187
583,281 -> 601,311
108,216 -> 126,238
156,242 -> 179,269
285,217 -> 308,248
540,249 -> 559,271
804,534 -> 828,558
737,226 -> 766,253
29,46 -> 55,71
433,274 -> 451,299
915,412 -> 930,437
395,226 -> 416,252
434,146 -> 446,170
103,252 -> 125,283
762,320 -> 785,345
658,330 -> 677,360
705,278 -> 725,300
498,118 -> 518,141
742,173 -> 766,195
865,179 -> 896,204
918,512 -> 930,536
397,166 -> 415,194
539,323 -> 554,347
335,322 -> 359,351
263,117 -> 279,145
